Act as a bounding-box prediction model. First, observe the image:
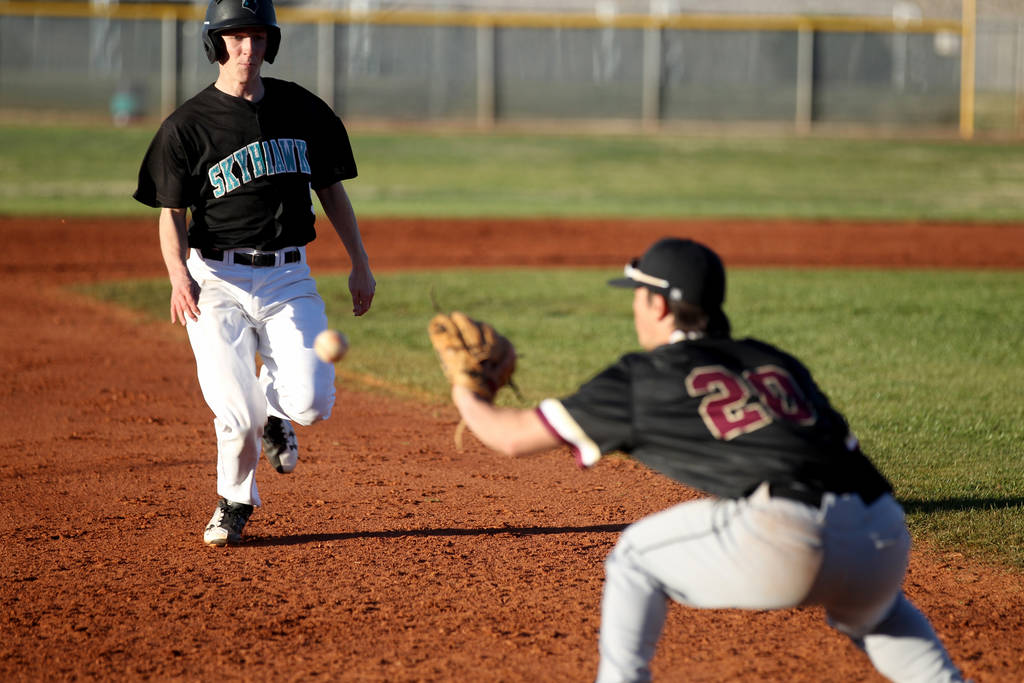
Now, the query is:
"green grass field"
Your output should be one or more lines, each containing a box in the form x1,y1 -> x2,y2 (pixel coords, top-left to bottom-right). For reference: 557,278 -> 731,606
3,123 -> 1024,220
8,120 -> 1022,570
78,267 -> 1024,570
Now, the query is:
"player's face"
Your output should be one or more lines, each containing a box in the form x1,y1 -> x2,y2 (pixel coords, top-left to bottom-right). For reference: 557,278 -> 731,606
219,28 -> 267,81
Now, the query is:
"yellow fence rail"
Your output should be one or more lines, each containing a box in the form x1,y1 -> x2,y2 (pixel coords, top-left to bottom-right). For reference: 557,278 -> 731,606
0,1 -> 962,33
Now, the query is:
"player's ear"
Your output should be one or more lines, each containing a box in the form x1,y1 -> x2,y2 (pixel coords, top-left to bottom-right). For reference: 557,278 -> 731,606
641,288 -> 670,318
654,292 -> 671,320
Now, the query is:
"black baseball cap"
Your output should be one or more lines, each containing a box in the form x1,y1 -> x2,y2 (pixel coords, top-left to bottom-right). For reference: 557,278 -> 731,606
608,237 -> 726,313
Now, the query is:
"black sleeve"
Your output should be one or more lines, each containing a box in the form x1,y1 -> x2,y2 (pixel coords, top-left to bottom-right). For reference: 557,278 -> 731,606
559,357 -> 636,456
306,96 -> 357,190
133,122 -> 191,209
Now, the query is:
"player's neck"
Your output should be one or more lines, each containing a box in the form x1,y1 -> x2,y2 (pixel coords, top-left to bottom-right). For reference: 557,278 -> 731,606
668,329 -> 705,343
214,74 -> 265,102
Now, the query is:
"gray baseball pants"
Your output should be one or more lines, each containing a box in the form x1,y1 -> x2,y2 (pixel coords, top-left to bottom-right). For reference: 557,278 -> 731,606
595,483 -> 963,683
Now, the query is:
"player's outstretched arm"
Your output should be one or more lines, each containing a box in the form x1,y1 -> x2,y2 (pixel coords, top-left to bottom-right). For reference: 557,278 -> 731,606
158,207 -> 200,326
452,385 -> 560,457
315,181 -> 375,316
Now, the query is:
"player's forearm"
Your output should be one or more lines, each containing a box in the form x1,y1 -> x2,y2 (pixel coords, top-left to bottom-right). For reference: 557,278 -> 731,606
316,182 -> 370,270
157,208 -> 191,281
157,207 -> 200,325
451,386 -> 559,457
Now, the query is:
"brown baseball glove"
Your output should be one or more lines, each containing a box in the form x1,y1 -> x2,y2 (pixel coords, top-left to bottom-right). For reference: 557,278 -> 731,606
427,311 -> 516,402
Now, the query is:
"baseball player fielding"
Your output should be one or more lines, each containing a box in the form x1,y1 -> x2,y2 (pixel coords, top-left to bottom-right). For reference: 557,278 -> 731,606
314,329 -> 349,363
440,237 -> 966,682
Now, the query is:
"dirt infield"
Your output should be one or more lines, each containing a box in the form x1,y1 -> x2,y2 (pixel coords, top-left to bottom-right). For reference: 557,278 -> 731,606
2,217 -> 1022,682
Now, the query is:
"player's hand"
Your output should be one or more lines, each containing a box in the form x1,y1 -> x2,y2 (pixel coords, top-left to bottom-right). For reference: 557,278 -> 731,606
349,264 -> 375,316
169,273 -> 201,326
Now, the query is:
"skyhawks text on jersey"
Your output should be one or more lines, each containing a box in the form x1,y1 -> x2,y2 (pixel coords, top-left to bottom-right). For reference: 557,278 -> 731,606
208,137 -> 311,198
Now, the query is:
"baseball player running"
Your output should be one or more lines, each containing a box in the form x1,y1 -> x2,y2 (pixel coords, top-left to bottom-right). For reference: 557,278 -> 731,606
133,0 -> 375,547
445,238 -> 965,682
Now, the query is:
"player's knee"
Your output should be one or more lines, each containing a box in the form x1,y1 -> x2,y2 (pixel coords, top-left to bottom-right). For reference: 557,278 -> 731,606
288,406 -> 326,426
277,379 -> 334,426
216,409 -> 258,442
281,394 -> 333,426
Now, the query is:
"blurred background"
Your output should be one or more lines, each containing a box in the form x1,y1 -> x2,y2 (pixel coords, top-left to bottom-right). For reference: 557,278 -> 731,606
0,0 -> 1021,137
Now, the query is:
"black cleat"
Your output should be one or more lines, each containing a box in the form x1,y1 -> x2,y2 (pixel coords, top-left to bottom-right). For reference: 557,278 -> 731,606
203,498 -> 253,547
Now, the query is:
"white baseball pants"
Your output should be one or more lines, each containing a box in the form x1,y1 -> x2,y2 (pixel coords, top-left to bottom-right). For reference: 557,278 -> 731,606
185,247 -> 335,507
595,484 -> 963,683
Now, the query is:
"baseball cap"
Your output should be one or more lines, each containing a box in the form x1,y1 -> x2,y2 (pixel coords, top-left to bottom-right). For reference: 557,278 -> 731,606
608,237 -> 726,312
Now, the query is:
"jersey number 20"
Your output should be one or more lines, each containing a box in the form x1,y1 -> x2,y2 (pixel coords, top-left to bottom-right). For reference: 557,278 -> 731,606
685,364 -> 817,441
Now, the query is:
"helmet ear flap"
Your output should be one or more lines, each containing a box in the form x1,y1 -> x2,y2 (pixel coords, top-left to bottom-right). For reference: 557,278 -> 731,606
202,31 -> 226,64
264,26 -> 281,64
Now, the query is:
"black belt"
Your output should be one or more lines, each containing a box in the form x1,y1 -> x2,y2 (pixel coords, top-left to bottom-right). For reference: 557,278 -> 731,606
768,483 -> 885,507
200,247 -> 300,267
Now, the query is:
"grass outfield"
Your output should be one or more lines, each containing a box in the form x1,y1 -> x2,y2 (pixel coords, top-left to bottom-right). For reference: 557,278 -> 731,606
2,123 -> 1024,220
24,119 -> 1024,568
78,267 -> 1024,570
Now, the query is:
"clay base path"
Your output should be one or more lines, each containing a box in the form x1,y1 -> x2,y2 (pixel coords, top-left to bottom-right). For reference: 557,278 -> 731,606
2,217 -> 1021,681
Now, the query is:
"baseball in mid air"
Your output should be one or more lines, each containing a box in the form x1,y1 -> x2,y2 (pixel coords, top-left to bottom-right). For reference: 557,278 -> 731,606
314,329 -> 349,363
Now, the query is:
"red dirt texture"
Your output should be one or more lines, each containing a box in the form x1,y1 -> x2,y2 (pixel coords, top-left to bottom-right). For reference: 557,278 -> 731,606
2,216 -> 1022,682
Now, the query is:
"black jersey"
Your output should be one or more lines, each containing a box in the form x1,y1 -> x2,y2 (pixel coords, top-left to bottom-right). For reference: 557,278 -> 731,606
547,337 -> 892,501
133,78 -> 357,251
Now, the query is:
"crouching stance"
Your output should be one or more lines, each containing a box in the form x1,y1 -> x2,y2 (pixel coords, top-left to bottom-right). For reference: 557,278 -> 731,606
438,237 -> 964,682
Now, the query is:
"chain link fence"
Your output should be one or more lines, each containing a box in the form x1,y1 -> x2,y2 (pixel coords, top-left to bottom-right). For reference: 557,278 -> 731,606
0,1 -> 1019,135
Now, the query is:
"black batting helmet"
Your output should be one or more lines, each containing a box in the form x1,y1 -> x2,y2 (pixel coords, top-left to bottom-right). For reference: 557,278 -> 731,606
202,0 -> 281,64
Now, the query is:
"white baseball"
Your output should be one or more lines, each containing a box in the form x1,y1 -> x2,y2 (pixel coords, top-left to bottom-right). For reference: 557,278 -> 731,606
314,329 -> 349,363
